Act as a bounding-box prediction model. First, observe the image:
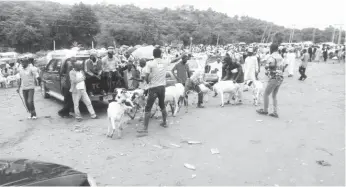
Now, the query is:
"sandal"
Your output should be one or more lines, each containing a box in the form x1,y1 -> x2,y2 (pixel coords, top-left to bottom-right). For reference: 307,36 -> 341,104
256,109 -> 268,115
269,113 -> 279,118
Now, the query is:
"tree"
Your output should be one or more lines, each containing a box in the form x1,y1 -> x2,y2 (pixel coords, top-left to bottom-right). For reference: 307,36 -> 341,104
69,3 -> 100,48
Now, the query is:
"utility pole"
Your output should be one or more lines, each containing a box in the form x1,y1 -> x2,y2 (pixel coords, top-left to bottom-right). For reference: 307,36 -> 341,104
266,24 -> 273,43
216,34 -> 220,46
290,24 -> 296,43
312,28 -> 316,43
331,27 -> 336,43
261,25 -> 268,43
334,24 -> 344,45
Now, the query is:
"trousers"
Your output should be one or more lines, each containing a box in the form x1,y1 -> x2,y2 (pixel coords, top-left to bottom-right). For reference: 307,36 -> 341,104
263,78 -> 282,113
23,89 -> 36,117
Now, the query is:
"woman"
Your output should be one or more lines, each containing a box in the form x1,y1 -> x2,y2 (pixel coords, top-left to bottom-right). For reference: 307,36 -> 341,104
256,43 -> 288,118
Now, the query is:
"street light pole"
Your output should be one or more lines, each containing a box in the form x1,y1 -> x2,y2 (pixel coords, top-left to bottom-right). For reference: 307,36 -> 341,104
312,28 -> 316,43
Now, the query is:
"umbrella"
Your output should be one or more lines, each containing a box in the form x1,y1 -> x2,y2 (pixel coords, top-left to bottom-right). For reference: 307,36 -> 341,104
132,45 -> 155,59
127,46 -> 138,54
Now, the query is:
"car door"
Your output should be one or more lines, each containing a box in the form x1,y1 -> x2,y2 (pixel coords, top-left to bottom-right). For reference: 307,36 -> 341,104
51,59 -> 63,93
42,59 -> 57,92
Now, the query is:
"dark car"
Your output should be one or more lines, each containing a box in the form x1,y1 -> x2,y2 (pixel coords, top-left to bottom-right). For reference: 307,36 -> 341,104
0,158 -> 96,186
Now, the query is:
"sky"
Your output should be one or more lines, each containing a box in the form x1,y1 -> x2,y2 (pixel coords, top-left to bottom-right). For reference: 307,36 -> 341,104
43,0 -> 345,30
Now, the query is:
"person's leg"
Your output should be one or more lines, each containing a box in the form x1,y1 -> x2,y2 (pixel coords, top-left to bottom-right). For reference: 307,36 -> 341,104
269,80 -> 282,118
80,90 -> 97,118
72,91 -> 82,120
101,72 -> 108,93
58,87 -> 70,116
302,67 -> 307,79
27,89 -> 36,117
257,79 -> 276,114
237,82 -> 243,104
22,89 -> 30,117
298,66 -> 303,80
157,86 -> 168,127
194,84 -> 204,108
138,87 -> 157,134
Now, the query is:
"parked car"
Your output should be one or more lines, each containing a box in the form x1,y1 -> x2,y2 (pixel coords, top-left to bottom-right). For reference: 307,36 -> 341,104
40,51 -> 114,102
187,57 -> 218,85
0,158 -> 96,186
41,52 -> 178,103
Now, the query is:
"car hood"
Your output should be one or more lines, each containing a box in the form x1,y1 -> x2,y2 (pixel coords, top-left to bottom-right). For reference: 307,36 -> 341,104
0,158 -> 86,186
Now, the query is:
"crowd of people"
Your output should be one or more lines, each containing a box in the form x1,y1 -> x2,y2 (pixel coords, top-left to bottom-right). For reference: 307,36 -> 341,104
2,42 -> 345,135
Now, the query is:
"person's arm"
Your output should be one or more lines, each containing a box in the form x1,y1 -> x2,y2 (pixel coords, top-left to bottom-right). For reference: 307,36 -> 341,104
69,71 -> 84,84
186,64 -> 191,78
255,58 -> 259,73
234,65 -> 241,81
16,77 -> 21,93
84,60 -> 93,76
170,56 -> 182,63
171,64 -> 179,80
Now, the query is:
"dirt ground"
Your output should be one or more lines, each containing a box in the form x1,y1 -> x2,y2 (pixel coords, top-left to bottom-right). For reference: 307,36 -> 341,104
0,60 -> 345,186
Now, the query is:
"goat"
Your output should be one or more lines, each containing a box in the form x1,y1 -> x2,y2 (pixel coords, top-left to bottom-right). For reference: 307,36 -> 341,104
244,80 -> 264,106
107,89 -> 135,138
107,98 -> 135,138
152,83 -> 186,118
212,81 -> 241,107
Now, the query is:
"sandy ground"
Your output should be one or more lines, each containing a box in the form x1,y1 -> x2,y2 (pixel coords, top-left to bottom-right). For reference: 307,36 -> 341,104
0,60 -> 345,186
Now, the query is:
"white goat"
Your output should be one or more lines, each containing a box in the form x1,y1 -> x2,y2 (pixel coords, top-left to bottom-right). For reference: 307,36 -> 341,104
165,83 -> 185,116
152,83 -> 185,118
107,97 -> 135,139
244,80 -> 264,106
213,81 -> 241,107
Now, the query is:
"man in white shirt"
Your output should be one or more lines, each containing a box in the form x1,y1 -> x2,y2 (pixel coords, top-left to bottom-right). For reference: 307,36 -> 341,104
69,58 -> 97,122
137,48 -> 180,136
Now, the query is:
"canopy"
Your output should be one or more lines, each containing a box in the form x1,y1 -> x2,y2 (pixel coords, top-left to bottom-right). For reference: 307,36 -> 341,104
132,45 -> 155,59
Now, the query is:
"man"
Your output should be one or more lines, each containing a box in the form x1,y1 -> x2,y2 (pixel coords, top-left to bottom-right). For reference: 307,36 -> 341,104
58,60 -> 74,118
171,54 -> 190,85
137,48 -> 180,136
308,45 -> 313,62
131,59 -> 148,94
101,47 -> 120,94
286,48 -> 296,77
209,57 -> 222,81
322,46 -> 328,62
84,51 -> 102,96
256,43 -> 288,118
17,59 -> 38,119
299,49 -> 309,81
243,48 -> 259,82
69,58 -> 98,122
222,53 -> 232,79
185,69 -> 210,108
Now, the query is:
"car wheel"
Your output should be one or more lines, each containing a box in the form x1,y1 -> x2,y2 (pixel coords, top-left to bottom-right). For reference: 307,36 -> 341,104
41,82 -> 50,98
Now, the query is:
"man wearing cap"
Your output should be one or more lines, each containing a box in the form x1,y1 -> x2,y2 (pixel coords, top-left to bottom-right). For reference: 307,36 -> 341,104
69,58 -> 98,122
101,47 -> 120,94
243,48 -> 259,82
17,59 -> 39,119
84,50 -> 102,96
